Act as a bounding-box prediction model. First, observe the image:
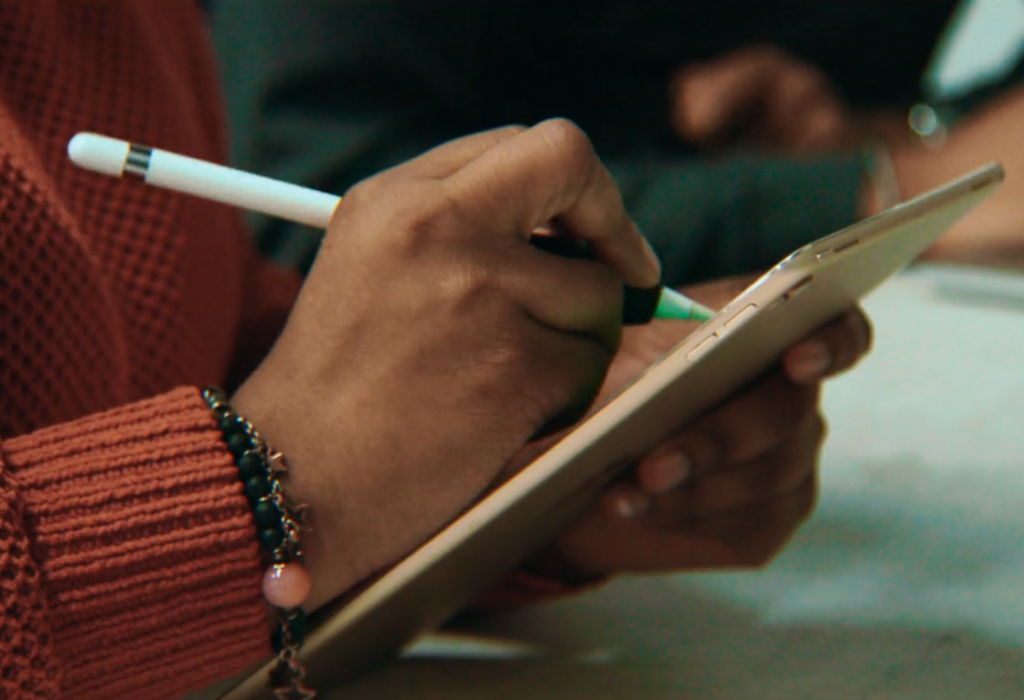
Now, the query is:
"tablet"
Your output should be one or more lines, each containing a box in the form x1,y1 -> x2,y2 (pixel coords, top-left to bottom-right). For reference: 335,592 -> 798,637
223,163 -> 1003,699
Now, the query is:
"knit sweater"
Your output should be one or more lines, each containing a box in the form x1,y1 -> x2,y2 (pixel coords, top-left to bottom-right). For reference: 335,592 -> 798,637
0,2 -> 299,698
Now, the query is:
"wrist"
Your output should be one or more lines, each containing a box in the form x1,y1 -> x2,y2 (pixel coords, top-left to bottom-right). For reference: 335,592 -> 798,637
230,369 -> 369,613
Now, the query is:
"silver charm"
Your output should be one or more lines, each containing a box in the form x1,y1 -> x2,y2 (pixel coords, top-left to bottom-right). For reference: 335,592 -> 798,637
267,450 -> 290,475
288,502 -> 311,528
272,649 -> 316,700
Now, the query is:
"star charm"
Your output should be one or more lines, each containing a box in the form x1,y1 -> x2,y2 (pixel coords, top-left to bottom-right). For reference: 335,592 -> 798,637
267,450 -> 290,475
272,682 -> 316,700
288,502 -> 311,528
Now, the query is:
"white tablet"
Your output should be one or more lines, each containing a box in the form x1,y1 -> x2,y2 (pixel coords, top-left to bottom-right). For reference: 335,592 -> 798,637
224,163 -> 1003,699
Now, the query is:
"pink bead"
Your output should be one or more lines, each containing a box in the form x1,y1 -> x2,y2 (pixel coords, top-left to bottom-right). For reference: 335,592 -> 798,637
262,563 -> 311,609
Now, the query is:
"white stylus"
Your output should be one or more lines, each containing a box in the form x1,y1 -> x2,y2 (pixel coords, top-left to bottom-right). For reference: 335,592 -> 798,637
68,132 -> 339,229
66,132 -> 715,322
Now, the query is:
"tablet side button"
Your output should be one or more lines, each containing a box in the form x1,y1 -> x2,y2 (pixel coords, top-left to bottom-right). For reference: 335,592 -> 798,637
686,334 -> 718,361
723,304 -> 759,330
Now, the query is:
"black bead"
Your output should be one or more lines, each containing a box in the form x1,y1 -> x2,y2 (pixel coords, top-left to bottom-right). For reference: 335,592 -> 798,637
203,386 -> 227,405
286,608 -> 307,644
236,449 -> 265,480
243,475 -> 270,501
259,527 -> 284,551
210,403 -> 232,422
226,431 -> 255,458
253,499 -> 282,529
218,412 -> 248,437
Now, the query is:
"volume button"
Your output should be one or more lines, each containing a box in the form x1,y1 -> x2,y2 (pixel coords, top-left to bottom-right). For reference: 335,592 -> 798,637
723,304 -> 759,331
686,334 -> 718,360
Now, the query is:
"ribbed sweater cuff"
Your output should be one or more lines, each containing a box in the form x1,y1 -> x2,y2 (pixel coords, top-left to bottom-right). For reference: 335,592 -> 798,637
2,387 -> 270,700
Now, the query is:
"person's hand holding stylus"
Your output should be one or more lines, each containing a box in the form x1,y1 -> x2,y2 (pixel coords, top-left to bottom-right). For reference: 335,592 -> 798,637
177,121 -> 657,609
66,122 -> 871,601
67,131 -> 714,323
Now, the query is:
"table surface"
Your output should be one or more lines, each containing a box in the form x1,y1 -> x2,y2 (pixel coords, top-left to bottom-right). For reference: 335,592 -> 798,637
198,263 -> 1024,700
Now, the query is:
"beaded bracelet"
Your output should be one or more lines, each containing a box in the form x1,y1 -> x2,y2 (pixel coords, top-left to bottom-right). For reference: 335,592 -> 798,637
202,387 -> 316,700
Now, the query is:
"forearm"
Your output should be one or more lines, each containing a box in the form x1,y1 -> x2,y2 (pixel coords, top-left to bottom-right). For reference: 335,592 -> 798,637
888,86 -> 1024,264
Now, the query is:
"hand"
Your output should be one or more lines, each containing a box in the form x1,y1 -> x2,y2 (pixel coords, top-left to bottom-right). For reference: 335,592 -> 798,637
528,275 -> 872,580
670,45 -> 862,154
232,120 -> 661,610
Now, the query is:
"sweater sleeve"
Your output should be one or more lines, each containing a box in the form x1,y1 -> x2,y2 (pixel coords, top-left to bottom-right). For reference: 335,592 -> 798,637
0,104 -> 272,700
0,388 -> 270,700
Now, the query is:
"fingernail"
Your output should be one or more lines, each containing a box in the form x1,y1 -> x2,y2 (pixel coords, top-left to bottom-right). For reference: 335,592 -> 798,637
788,339 -> 831,381
613,491 -> 652,519
646,452 -> 691,495
641,235 -> 662,280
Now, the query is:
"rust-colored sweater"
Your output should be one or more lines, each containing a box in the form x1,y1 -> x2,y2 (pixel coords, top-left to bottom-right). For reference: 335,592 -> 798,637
0,2 -> 298,698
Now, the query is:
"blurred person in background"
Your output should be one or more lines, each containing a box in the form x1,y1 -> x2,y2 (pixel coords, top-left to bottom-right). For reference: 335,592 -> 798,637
213,0 -> 1024,279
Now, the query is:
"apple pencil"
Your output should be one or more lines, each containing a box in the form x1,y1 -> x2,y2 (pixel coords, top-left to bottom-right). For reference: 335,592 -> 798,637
67,132 -> 714,323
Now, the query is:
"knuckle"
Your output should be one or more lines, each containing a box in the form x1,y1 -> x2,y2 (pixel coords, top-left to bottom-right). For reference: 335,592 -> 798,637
387,186 -> 465,257
440,263 -> 499,313
500,123 -> 528,137
537,118 -> 596,168
342,175 -> 388,210
341,178 -> 463,259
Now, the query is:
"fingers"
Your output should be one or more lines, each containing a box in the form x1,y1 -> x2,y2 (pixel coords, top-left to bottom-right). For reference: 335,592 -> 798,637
666,474 -> 818,570
762,69 -> 851,150
783,307 -> 872,384
651,414 -> 823,520
515,322 -> 615,443
599,481 -> 654,520
635,370 -> 820,493
499,242 -> 623,353
555,473 -> 817,573
602,408 -> 822,520
395,125 -> 527,179
443,119 -> 660,289
671,45 -> 850,152
671,45 -> 782,142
